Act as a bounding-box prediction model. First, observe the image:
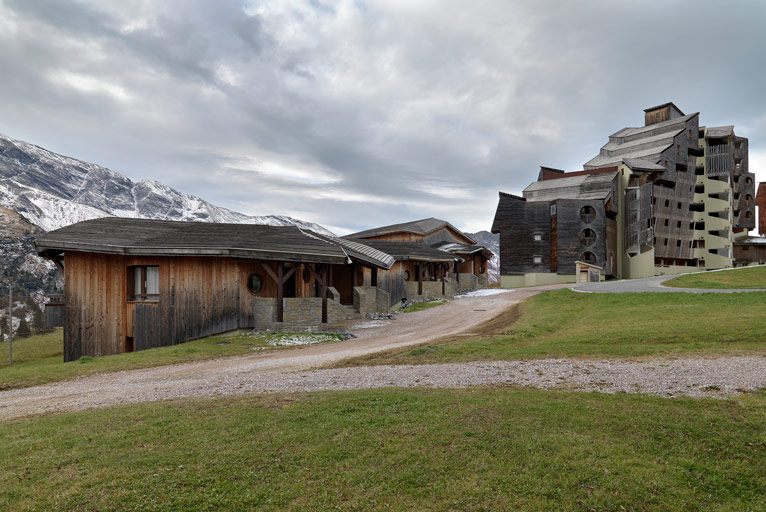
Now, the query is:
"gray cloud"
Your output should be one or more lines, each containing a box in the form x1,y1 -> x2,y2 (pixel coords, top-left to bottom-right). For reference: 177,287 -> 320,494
1,0 -> 765,234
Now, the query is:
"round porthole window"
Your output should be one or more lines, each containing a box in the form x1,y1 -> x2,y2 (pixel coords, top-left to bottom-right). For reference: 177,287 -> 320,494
247,273 -> 263,295
579,205 -> 597,223
403,270 -> 411,281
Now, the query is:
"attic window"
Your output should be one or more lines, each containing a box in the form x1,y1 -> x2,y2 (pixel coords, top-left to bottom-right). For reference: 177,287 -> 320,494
128,266 -> 159,302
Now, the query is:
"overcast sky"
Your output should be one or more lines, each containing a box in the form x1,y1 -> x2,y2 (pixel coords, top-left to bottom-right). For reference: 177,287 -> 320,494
1,0 -> 765,234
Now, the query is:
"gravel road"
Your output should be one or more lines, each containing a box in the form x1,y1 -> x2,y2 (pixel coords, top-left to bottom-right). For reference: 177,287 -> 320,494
574,274 -> 766,293
2,283 -> 765,422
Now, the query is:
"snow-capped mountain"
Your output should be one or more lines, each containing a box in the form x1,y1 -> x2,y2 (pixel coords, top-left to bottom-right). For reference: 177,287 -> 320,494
0,133 -> 334,235
468,230 -> 500,284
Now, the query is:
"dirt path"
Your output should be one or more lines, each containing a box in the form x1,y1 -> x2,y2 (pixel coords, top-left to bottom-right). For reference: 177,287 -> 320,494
0,286 -> 562,421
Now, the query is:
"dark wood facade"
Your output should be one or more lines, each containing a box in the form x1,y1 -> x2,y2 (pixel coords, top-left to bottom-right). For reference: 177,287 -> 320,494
61,252 -> 372,361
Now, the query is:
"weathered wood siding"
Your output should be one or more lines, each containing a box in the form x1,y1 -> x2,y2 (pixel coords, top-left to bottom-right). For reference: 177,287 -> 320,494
492,194 -> 552,274
555,199 -> 608,275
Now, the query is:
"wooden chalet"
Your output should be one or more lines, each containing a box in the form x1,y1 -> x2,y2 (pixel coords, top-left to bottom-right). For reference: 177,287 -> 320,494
36,218 -> 394,361
346,218 -> 492,302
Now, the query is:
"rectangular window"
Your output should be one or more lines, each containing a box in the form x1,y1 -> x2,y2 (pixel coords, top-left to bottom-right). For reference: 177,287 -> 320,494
533,255 -> 542,264
129,266 -> 160,302
533,233 -> 542,241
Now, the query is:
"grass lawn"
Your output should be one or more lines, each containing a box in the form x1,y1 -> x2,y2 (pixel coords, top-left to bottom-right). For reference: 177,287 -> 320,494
1,388 -> 765,511
0,329 -> 345,391
398,298 -> 447,313
664,265 -> 766,289
342,289 -> 766,366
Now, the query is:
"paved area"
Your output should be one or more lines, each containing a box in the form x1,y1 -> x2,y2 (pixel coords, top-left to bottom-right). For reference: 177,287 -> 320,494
574,274 -> 765,293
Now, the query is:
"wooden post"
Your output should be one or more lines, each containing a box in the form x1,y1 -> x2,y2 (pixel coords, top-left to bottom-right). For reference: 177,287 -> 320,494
8,286 -> 12,365
276,264 -> 283,322
416,264 -> 422,296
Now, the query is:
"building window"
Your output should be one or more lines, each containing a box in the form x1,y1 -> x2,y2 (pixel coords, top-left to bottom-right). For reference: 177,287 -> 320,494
677,221 -> 682,228
580,251 -> 597,265
533,233 -> 542,241
676,240 -> 681,247
247,273 -> 263,295
579,228 -> 596,246
664,219 -> 669,227
579,205 -> 596,223
533,255 -> 542,265
550,204 -> 557,216
664,200 -> 670,207
128,266 -> 159,302
677,202 -> 682,209
404,270 -> 411,281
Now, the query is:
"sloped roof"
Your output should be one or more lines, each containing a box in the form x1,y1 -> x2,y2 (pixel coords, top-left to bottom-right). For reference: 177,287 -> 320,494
622,158 -> 666,172
584,113 -> 699,169
523,170 -> 618,202
347,239 -> 461,263
431,241 -> 493,258
706,126 -> 735,138
36,217 -> 394,268
348,217 -> 476,243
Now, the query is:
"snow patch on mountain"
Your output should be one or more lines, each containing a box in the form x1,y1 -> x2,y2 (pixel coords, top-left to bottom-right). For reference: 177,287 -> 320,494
0,133 -> 334,235
468,230 -> 500,284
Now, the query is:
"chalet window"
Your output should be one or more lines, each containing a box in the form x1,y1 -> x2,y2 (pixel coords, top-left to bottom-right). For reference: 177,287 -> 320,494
533,255 -> 542,265
533,233 -> 542,241
579,205 -> 596,223
128,266 -> 159,302
247,273 -> 263,295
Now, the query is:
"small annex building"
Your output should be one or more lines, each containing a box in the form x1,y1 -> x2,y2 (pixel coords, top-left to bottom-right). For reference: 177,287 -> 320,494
346,217 -> 493,302
36,218 -> 394,361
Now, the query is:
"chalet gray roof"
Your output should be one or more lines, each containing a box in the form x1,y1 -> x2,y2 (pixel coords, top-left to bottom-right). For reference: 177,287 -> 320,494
312,233 -> 396,268
35,217 -> 394,268
348,217 -> 475,243
431,241 -> 493,257
523,171 -> 618,202
705,125 -> 734,138
347,239 -> 461,263
584,113 -> 699,169
622,158 -> 666,172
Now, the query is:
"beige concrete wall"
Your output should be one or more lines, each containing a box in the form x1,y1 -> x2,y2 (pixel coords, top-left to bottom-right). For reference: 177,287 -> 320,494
625,248 -> 655,279
499,273 -> 576,288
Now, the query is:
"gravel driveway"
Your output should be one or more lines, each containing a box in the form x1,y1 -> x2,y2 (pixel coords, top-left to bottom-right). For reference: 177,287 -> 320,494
3,282 -> 765,422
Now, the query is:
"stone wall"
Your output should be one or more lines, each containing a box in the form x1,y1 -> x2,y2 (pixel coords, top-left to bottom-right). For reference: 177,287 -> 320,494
456,273 -> 479,293
420,280 -> 444,298
353,286 -> 389,316
283,297 -> 323,326
254,297 -> 277,329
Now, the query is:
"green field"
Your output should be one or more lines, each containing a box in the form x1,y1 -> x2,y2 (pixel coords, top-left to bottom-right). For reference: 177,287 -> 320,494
341,289 -> 766,366
1,388 -> 765,511
664,266 -> 766,289
0,329 -> 344,391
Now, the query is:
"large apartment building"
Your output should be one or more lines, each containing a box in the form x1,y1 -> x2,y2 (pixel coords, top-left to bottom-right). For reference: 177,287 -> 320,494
492,102 -> 757,287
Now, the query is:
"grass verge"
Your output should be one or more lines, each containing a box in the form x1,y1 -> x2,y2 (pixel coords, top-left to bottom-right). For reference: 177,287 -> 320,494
398,298 -> 447,313
1,388 -> 765,511
341,289 -> 766,366
0,329 -> 345,391
664,265 -> 766,289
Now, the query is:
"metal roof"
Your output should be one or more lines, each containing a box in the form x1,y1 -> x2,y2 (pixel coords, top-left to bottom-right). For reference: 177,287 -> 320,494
431,241 -> 493,257
622,158 -> 666,172
523,171 -> 618,202
35,217 -> 394,268
348,217 -> 476,243
347,239 -> 461,263
735,237 -> 766,245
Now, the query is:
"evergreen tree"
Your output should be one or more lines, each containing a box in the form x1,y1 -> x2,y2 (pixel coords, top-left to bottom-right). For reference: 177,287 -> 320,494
16,316 -> 30,338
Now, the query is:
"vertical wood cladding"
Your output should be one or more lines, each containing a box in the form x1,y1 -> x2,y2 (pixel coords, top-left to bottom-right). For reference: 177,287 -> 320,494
63,253 -> 353,361
652,115 -> 698,260
555,199 -> 608,275
492,193 -> 552,274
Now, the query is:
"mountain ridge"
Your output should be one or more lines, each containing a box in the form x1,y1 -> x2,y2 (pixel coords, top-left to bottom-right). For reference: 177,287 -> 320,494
0,133 -> 334,235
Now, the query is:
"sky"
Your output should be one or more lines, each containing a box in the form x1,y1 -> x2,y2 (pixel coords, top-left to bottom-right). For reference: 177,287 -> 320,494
1,0 -> 765,235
